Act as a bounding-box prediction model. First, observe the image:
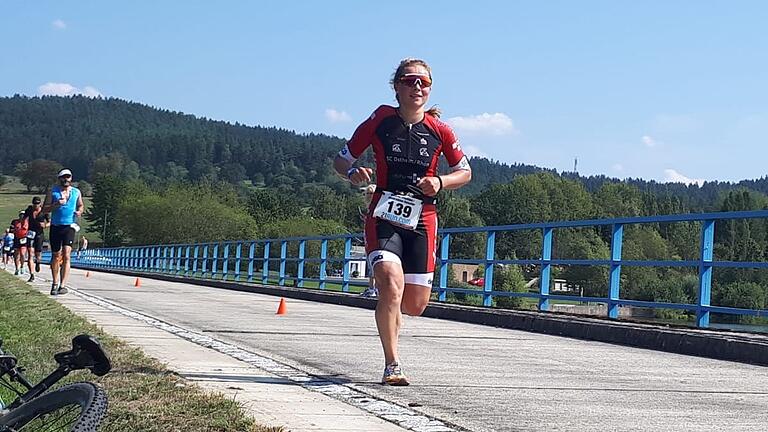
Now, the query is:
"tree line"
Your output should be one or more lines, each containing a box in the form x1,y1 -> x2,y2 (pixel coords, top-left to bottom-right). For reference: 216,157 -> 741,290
2,95 -> 767,322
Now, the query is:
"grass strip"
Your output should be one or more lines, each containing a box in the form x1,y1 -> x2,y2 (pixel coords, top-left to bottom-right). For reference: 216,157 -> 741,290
0,271 -> 283,431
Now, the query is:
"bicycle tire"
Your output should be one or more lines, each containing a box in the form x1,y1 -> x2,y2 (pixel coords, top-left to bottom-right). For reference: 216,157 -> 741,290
0,382 -> 107,432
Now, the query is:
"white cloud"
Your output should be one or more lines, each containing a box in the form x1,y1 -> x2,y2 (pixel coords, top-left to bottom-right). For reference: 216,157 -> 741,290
325,108 -> 351,123
446,113 -> 518,136
37,82 -> 103,98
642,135 -> 658,148
81,86 -> 102,97
663,169 -> 705,186
612,163 -> 624,172
461,145 -> 488,159
52,19 -> 66,30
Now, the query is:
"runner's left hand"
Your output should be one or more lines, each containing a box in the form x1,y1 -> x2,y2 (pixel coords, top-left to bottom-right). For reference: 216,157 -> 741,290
416,176 -> 441,197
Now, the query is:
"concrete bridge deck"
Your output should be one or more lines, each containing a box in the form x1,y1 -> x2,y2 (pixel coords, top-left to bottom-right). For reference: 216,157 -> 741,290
13,267 -> 768,431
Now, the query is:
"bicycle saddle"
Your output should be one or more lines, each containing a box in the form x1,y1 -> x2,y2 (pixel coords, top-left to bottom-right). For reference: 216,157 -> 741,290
54,335 -> 111,377
0,354 -> 17,374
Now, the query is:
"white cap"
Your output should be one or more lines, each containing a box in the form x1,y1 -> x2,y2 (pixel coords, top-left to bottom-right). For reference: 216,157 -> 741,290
58,169 -> 72,178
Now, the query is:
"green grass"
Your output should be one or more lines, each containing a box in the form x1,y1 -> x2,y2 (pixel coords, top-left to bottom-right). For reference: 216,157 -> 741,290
0,272 -> 282,432
0,177 -> 102,244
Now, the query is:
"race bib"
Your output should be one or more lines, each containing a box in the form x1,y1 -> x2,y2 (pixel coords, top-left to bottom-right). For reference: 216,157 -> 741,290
18,238 -> 27,245
26,231 -> 36,239
372,191 -> 423,230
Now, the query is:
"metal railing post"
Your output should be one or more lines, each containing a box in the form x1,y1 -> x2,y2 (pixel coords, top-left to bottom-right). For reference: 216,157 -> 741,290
608,224 -> 624,319
262,241 -> 271,284
482,231 -> 496,307
342,238 -> 351,292
247,242 -> 255,282
202,244 -> 209,277
235,242 -> 243,281
697,220 -> 715,327
539,227 -> 553,311
297,240 -> 306,288
184,246 -> 191,276
211,243 -> 219,279
439,234 -> 450,302
279,241 -> 287,286
222,243 -> 230,280
319,239 -> 328,290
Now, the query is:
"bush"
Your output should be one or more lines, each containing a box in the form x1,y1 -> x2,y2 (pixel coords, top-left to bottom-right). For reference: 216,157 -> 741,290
118,184 -> 259,244
493,264 -> 527,309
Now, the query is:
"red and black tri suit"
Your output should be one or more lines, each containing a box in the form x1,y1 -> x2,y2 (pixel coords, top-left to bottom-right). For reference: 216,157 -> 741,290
337,105 -> 470,285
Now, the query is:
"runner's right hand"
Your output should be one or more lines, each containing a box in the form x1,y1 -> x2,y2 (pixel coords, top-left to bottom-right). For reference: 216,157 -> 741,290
349,167 -> 374,185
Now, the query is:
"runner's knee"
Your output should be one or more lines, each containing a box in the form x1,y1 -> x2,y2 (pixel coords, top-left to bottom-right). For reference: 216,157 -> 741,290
373,263 -> 403,302
401,299 -> 428,316
401,286 -> 430,316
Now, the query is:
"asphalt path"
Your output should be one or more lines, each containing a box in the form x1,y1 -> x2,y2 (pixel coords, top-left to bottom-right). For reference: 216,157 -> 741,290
31,268 -> 768,431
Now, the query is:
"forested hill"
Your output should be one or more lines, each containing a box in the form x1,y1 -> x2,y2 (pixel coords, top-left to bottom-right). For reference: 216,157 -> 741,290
1,95 -> 766,206
0,95 -> 347,189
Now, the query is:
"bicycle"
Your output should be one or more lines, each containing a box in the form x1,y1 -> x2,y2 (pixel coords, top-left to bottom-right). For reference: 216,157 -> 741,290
0,334 -> 111,431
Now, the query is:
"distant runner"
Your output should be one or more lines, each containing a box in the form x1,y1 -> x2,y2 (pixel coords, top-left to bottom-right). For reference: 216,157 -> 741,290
10,210 -> 29,276
2,228 -> 14,269
78,235 -> 89,259
24,196 -> 50,281
43,168 -> 83,295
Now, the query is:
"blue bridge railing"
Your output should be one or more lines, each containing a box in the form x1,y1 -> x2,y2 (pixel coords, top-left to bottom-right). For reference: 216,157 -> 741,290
59,210 -> 768,328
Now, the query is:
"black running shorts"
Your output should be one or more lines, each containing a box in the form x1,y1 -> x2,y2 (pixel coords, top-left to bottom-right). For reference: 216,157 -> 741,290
364,202 -> 438,287
49,225 -> 75,253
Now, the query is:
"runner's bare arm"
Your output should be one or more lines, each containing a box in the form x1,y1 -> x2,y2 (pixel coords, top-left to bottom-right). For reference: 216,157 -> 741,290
333,155 -> 373,185
75,193 -> 84,217
416,168 -> 472,196
41,189 -> 55,213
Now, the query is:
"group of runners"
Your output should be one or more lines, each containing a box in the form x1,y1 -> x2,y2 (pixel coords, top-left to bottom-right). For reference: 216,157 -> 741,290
1,168 -> 85,295
2,57 -> 471,386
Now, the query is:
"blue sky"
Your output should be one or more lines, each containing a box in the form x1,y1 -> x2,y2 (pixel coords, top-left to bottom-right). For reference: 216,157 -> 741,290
2,1 -> 767,184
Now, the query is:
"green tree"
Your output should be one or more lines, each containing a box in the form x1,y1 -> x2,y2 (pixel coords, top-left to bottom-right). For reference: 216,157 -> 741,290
715,281 -> 767,319
493,264 -> 527,309
437,191 -> 484,259
76,180 -> 93,197
84,176 -> 137,246
247,188 -> 301,225
595,182 -> 643,218
554,228 -> 610,297
89,152 -> 140,181
118,183 -> 258,244
16,159 -> 62,192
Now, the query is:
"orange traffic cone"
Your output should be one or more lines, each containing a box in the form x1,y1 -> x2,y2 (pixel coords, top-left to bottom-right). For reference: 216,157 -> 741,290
85,271 -> 90,278
134,277 -> 141,287
276,298 -> 287,315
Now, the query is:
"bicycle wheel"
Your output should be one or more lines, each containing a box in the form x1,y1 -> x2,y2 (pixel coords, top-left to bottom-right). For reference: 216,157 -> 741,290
0,382 -> 107,432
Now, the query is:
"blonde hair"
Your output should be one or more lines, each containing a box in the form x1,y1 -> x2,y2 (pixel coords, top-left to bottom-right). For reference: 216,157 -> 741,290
390,57 -> 442,118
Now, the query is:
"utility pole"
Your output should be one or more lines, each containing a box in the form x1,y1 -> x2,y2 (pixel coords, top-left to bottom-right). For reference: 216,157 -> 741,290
574,157 -> 578,174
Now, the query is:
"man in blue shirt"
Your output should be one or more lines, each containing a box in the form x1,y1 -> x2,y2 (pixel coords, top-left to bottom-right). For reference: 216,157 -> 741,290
43,169 -> 83,295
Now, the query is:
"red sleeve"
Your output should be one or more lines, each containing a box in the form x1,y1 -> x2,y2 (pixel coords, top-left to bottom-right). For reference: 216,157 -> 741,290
338,106 -> 385,162
432,117 -> 469,169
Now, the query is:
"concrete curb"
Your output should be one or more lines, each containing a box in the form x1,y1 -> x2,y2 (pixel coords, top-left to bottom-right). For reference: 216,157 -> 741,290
73,266 -> 768,367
